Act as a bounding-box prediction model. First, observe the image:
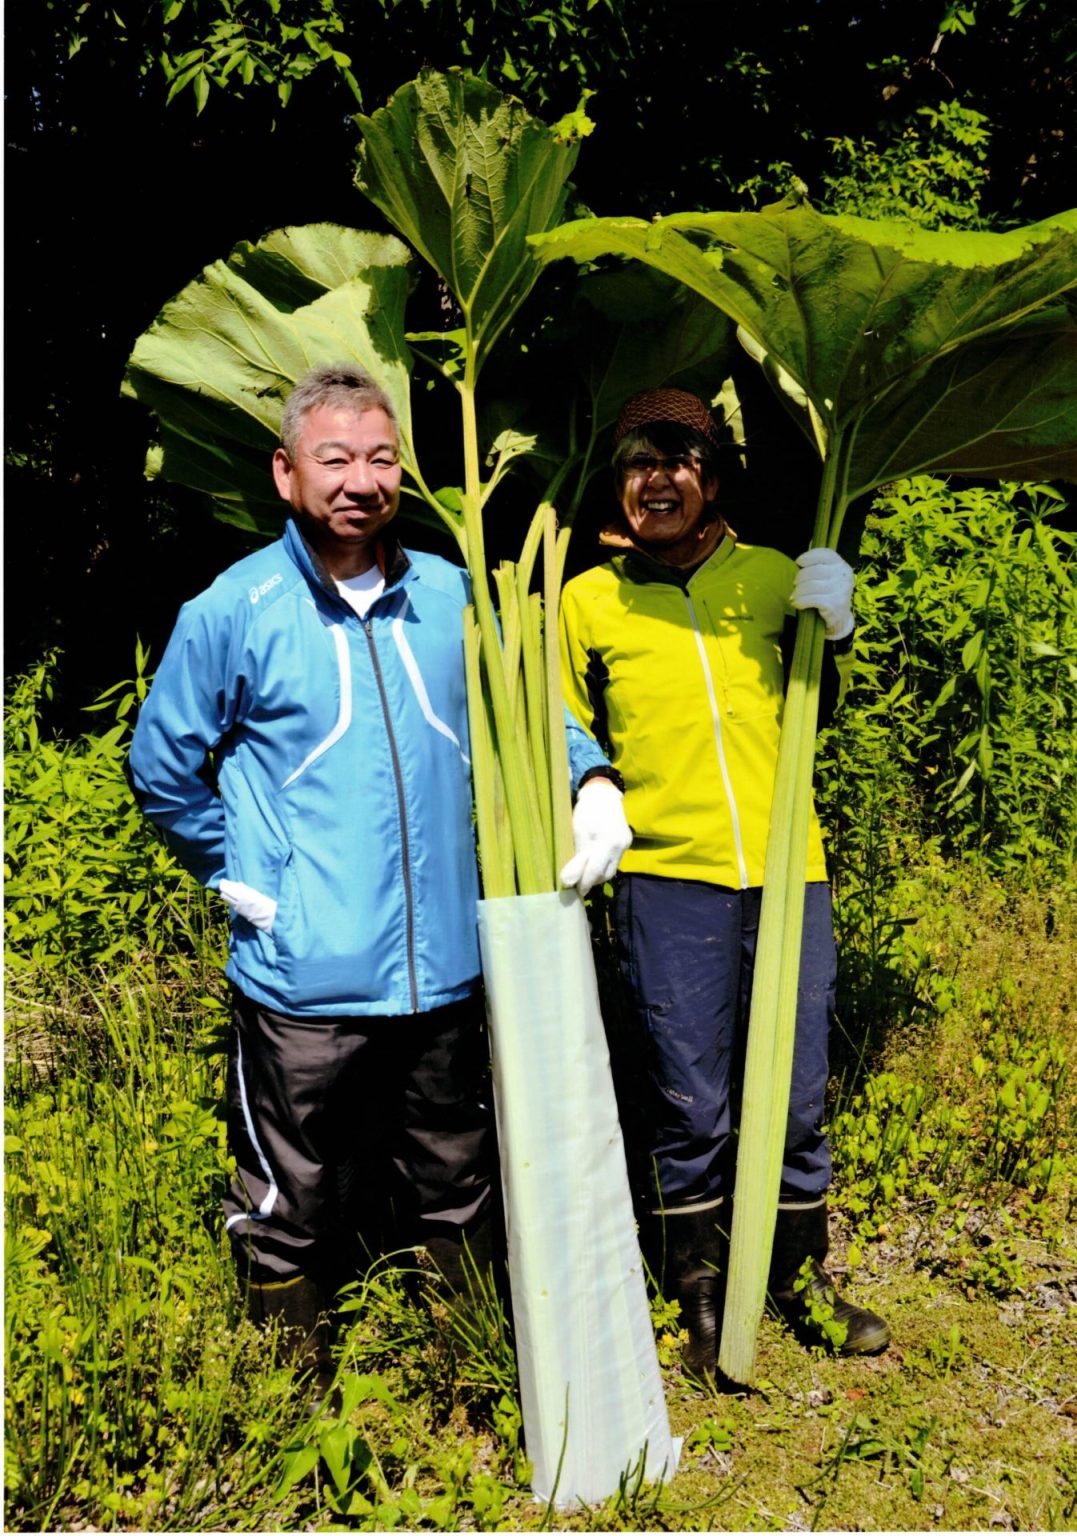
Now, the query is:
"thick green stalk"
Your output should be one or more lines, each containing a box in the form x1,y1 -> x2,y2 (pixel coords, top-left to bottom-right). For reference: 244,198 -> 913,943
718,443 -> 847,1385
459,358 -> 549,893
521,591 -> 554,874
543,503 -> 575,874
516,506 -> 556,877
493,564 -> 525,705
464,608 -> 514,898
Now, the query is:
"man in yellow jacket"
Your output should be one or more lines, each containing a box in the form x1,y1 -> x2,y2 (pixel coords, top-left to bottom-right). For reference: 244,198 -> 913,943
560,388 -> 890,1375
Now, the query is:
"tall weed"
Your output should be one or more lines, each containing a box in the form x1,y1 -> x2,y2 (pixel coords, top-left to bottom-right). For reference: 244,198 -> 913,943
821,476 -> 1077,877
4,647 -> 220,985
3,981 -> 307,1531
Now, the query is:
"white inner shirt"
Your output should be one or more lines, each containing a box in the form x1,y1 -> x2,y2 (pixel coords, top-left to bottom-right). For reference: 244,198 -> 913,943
335,566 -> 385,619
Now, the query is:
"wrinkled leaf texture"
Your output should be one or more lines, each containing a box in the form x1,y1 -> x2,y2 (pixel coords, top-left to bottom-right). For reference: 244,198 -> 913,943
576,265 -> 736,441
482,265 -> 737,505
532,196 -> 1077,492
354,69 -> 582,373
123,225 -> 417,535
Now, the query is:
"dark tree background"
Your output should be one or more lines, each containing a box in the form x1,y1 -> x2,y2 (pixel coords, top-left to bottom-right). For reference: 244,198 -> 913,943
6,0 -> 1074,727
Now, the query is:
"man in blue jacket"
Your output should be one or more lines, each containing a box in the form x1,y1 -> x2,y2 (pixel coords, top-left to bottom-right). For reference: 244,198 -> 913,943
129,363 -> 629,1392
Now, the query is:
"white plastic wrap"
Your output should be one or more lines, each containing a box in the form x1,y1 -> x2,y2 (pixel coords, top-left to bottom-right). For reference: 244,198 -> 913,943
477,889 -> 677,1507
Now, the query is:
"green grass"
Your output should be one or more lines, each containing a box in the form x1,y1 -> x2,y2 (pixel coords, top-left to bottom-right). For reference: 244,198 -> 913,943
5,868 -> 1075,1532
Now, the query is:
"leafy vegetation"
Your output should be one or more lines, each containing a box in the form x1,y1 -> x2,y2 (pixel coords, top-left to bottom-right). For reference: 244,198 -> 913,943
123,72 -> 734,899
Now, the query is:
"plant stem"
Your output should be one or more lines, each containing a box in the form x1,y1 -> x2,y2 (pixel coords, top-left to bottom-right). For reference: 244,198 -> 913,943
718,440 -> 847,1384
465,608 -> 513,897
459,360 -> 548,893
543,503 -> 575,874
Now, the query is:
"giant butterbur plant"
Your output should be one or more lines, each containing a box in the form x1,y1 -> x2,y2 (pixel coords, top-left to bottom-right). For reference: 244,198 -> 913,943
532,195 -> 1077,1382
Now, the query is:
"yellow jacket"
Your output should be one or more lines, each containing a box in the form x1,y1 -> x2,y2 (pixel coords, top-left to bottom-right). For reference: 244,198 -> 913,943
560,536 -> 843,888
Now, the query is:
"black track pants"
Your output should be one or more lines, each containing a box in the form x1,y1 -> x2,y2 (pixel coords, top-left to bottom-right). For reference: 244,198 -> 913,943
223,989 -> 495,1285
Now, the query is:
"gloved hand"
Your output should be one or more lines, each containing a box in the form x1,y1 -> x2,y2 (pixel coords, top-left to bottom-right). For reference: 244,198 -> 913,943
559,777 -> 633,898
219,878 -> 278,933
791,548 -> 855,640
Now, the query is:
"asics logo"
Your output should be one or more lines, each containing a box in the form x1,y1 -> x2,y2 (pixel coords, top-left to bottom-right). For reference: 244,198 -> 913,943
249,573 -> 283,604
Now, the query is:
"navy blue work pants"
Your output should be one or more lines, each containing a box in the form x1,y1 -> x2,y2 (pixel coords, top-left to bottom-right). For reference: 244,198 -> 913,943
223,989 -> 495,1286
612,876 -> 834,1212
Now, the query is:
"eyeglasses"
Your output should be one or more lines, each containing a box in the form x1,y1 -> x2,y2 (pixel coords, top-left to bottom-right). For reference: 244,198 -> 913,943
622,453 -> 702,478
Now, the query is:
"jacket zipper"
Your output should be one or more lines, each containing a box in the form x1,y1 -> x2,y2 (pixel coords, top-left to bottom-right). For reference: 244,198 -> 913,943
362,616 -> 420,1012
683,591 -> 750,889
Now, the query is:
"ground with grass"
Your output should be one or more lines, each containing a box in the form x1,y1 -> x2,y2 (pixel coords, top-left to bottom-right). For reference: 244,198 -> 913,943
5,872 -> 1074,1532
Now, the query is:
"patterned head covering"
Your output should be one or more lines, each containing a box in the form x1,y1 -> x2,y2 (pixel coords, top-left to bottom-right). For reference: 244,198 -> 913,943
613,388 -> 720,447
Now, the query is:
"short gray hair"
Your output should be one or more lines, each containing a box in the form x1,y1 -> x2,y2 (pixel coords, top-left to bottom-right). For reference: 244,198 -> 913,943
280,363 -> 398,459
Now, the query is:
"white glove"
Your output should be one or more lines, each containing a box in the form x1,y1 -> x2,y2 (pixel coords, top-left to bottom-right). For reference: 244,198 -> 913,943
559,777 -> 633,899
791,548 -> 855,640
219,879 -> 278,933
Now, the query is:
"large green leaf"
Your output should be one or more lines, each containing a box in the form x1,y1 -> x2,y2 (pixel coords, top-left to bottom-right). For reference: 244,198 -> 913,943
123,224 -> 421,536
473,265 -> 738,518
354,69 -> 584,374
532,196 -> 1077,491
576,265 -> 737,440
852,307 -> 1077,486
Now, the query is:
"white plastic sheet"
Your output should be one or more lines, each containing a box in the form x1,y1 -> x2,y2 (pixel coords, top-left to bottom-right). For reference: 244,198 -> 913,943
477,889 -> 677,1507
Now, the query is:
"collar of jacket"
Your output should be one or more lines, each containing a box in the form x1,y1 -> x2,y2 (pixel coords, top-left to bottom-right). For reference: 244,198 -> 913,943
283,518 -> 413,602
607,523 -> 737,592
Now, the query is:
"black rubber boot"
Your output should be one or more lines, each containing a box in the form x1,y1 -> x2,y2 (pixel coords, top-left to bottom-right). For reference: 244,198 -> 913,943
643,1203 -> 725,1378
768,1201 -> 890,1356
248,1274 -> 338,1408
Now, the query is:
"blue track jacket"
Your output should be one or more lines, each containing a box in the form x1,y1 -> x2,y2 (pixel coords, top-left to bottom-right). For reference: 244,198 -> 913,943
130,519 -> 608,1017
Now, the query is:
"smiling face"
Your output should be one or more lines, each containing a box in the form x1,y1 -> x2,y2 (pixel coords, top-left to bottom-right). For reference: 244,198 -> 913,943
272,404 -> 402,578
617,441 -> 719,565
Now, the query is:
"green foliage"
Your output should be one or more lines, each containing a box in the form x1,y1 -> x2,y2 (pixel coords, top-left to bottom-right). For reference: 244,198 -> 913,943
278,1370 -> 519,1528
684,1416 -> 735,1456
5,648 -> 1076,1527
947,1208 -> 1028,1297
831,1020 -> 1065,1232
157,0 -> 362,114
353,71 -> 593,894
791,1260 -> 849,1353
535,183 -> 1077,1383
819,477 -> 1077,875
355,69 -> 588,376
828,927 -> 1069,1309
923,1323 -> 971,1379
648,1288 -> 688,1369
812,1411 -> 938,1507
378,0 -> 629,111
4,649 -> 218,980
3,989 -> 267,1531
123,225 -> 427,538
534,196 -> 1077,501
127,73 -> 640,897
523,264 -> 734,512
823,101 -> 993,230
104,0 -> 628,121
